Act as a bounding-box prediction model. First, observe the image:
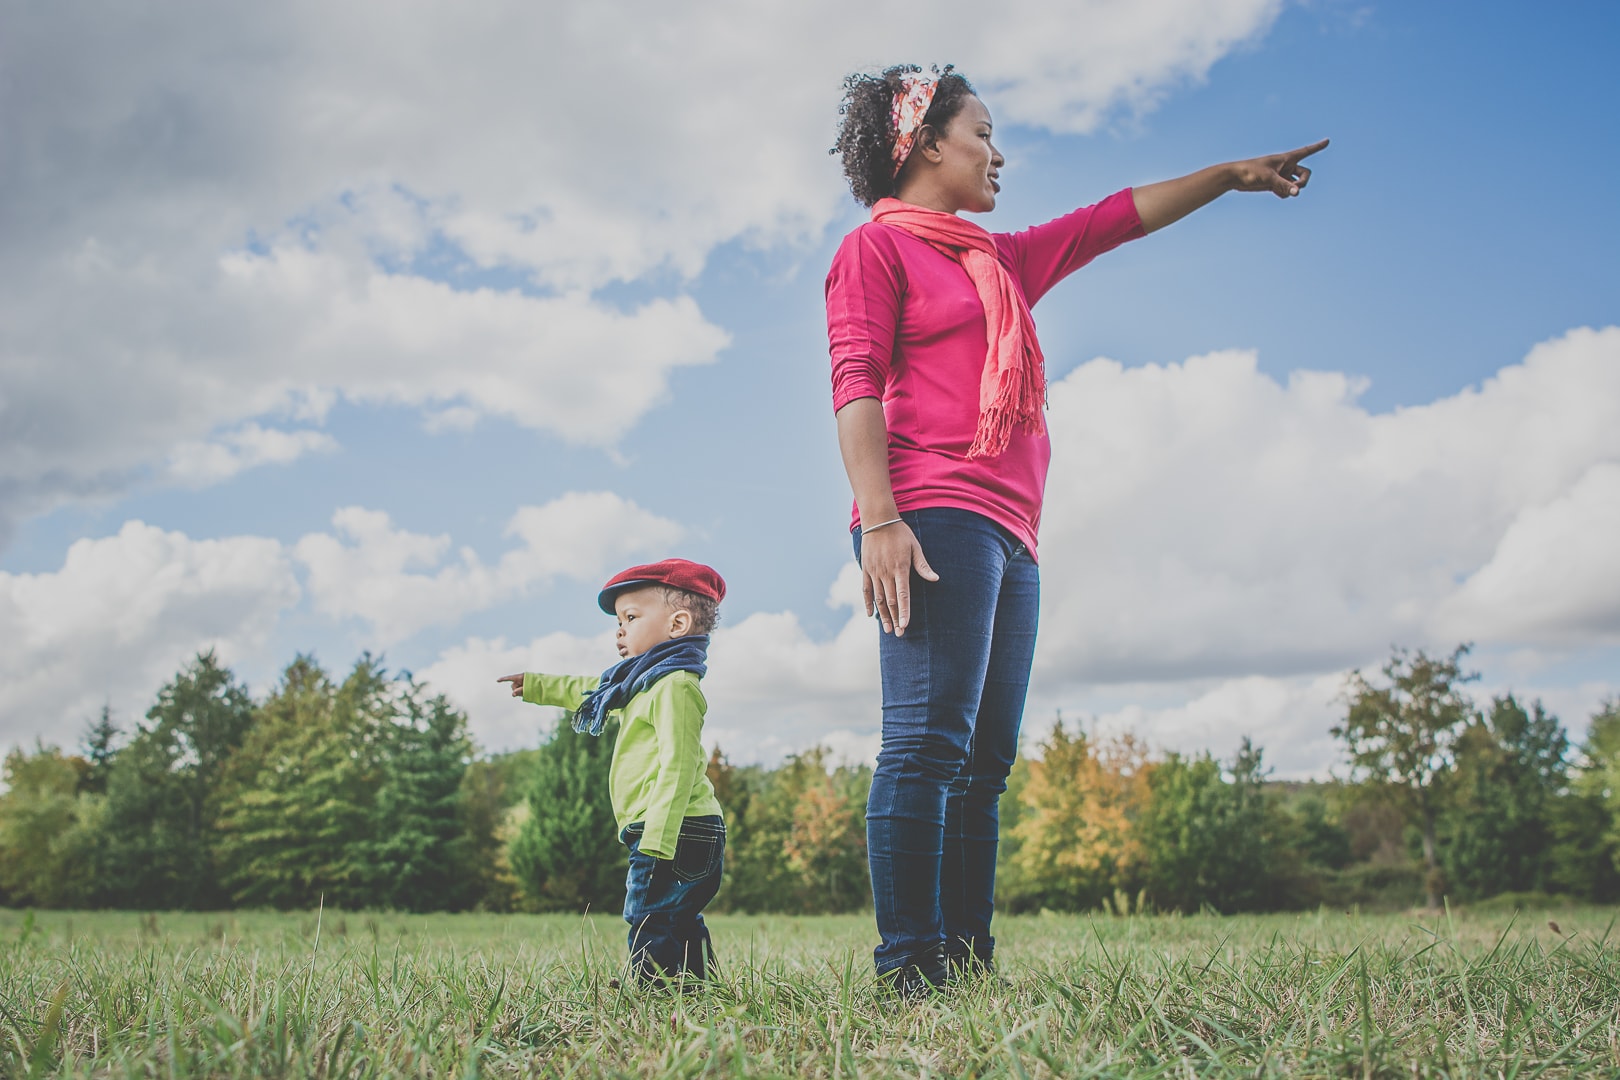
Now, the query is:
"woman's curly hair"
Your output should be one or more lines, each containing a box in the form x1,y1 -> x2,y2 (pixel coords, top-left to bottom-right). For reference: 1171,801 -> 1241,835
831,64 -> 978,207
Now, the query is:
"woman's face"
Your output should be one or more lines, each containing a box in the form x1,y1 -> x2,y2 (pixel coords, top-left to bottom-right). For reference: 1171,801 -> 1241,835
931,95 -> 1003,213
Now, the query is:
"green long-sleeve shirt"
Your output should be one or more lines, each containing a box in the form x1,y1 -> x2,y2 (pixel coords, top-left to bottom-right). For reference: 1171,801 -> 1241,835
521,670 -> 723,860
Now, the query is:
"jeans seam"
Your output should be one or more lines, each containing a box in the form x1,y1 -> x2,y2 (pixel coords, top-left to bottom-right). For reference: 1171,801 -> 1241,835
913,513 -> 936,827
672,837 -> 722,882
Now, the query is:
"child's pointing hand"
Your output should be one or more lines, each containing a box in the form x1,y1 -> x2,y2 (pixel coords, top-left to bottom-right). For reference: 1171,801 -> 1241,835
497,673 -> 524,698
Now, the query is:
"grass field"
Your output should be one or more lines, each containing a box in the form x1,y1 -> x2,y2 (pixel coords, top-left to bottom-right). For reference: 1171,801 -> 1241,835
1,905 -> 1617,1078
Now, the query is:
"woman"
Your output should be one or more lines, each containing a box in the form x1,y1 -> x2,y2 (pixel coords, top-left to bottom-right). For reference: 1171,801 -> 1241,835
826,64 -> 1325,994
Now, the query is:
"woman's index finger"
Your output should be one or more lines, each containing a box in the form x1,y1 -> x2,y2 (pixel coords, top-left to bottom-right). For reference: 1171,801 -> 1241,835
1289,138 -> 1331,164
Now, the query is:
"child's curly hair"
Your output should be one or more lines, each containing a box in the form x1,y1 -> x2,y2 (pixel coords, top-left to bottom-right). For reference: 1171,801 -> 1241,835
660,586 -> 720,636
831,64 -> 979,208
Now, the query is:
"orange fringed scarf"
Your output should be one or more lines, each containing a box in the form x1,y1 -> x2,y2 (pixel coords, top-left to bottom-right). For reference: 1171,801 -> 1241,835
871,198 -> 1046,458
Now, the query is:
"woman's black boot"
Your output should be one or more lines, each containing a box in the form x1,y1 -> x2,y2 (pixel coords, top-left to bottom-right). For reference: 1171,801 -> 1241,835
881,946 -> 949,999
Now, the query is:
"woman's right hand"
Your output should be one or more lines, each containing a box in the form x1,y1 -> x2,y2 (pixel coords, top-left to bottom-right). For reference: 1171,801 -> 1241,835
861,521 -> 939,636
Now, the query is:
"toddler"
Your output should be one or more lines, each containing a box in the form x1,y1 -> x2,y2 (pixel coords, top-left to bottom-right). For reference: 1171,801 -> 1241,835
499,558 -> 726,986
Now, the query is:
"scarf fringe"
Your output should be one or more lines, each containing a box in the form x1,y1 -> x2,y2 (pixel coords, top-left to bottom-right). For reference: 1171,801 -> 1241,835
968,347 -> 1046,458
967,402 -> 1046,458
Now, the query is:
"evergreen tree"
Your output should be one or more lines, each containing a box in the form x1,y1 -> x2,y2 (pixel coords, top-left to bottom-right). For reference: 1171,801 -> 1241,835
366,681 -> 473,911
78,705 -> 120,796
1441,695 -> 1569,898
508,717 -> 624,913
1547,698 -> 1620,900
212,656 -> 384,909
98,650 -> 256,908
991,752 -> 1034,911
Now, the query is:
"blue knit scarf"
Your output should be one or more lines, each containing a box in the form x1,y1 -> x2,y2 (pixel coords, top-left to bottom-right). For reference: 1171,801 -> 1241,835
572,635 -> 709,736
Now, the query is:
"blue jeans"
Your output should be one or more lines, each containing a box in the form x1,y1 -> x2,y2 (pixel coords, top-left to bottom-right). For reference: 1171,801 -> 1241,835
854,507 -> 1039,975
621,815 -> 726,984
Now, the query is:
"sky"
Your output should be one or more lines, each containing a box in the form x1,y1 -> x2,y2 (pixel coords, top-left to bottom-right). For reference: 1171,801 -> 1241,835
2,0 -> 1618,777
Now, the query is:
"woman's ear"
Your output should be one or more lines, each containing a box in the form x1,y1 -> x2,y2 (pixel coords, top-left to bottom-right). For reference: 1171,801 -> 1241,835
668,607 -> 694,638
915,124 -> 943,164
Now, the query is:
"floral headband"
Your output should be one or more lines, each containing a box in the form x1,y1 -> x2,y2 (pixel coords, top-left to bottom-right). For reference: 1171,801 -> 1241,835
889,73 -> 938,177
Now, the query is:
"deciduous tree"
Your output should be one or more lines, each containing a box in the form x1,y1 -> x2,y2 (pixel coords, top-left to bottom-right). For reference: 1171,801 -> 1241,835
712,747 -> 871,914
1138,740 -> 1299,913
0,744 -> 99,907
778,748 -> 870,913
457,750 -> 538,912
1004,724 -> 1151,912
1333,645 -> 1477,909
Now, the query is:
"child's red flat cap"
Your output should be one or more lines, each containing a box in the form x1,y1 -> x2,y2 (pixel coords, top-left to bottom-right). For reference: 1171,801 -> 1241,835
598,559 -> 726,614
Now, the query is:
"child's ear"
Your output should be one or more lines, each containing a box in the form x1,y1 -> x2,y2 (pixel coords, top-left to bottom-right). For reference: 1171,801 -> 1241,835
668,608 -> 693,638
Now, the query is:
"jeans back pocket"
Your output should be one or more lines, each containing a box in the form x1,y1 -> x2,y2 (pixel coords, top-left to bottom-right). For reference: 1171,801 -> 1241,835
672,817 -> 725,882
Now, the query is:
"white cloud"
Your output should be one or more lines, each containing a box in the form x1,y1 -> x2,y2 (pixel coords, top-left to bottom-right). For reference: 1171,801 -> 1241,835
0,522 -> 299,749
0,238 -> 731,546
166,423 -> 338,486
1046,674 -> 1347,779
416,632 -> 618,754
0,489 -> 683,750
9,325 -> 1616,774
1035,668 -> 1620,780
702,563 -> 881,762
1034,326 -> 1620,687
213,245 -> 729,445
974,0 -> 1287,133
415,326 -> 1620,770
0,0 -> 1286,544
1436,463 -> 1620,643
295,491 -> 684,645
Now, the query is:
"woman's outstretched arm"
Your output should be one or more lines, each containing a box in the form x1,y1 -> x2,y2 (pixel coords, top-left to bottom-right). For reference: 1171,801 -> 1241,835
1132,139 -> 1329,234
836,396 -> 938,637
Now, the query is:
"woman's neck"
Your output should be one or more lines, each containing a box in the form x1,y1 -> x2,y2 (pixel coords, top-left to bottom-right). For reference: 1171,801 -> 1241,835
892,176 -> 963,215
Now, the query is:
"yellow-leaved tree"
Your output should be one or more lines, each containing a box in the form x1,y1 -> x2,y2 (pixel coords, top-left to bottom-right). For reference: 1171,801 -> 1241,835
1001,722 -> 1153,912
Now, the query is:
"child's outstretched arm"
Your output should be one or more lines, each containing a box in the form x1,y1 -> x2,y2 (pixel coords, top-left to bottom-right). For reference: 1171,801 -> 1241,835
496,672 -> 600,709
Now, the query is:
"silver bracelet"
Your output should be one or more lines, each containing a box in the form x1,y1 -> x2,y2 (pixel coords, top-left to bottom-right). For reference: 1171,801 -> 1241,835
860,516 -> 905,535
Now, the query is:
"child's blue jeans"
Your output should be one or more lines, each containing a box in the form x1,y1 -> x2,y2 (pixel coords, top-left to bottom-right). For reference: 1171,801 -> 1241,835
854,507 -> 1039,977
621,815 -> 726,984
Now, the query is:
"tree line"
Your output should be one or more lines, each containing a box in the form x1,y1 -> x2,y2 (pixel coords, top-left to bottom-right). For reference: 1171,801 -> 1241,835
1,646 -> 1617,914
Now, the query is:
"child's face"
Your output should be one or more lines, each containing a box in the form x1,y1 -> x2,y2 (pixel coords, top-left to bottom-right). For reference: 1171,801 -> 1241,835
613,586 -> 689,659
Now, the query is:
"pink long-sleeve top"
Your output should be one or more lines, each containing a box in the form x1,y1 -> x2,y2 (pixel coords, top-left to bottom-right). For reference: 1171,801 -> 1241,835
826,189 -> 1145,559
